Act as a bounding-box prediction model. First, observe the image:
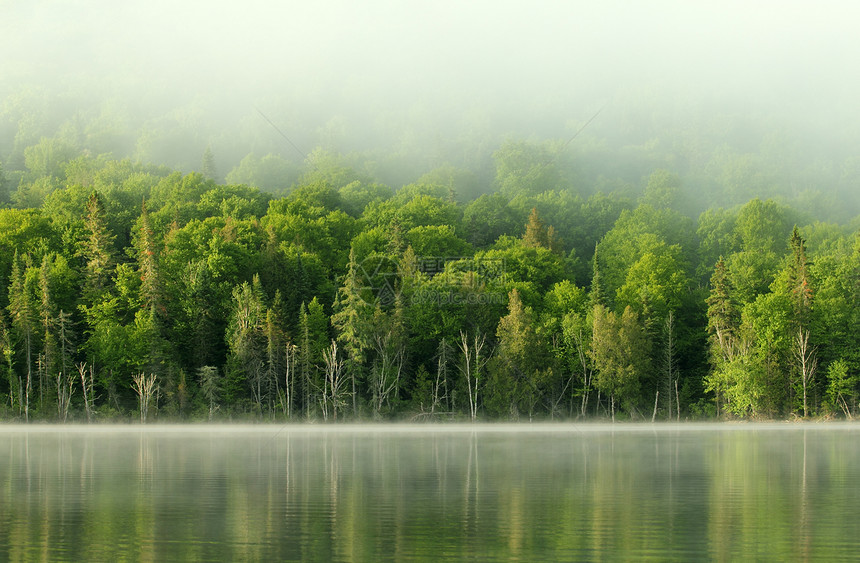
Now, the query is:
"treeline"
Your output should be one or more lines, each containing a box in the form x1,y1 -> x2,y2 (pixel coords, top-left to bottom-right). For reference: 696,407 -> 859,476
5,85 -> 860,224
0,147 -> 859,422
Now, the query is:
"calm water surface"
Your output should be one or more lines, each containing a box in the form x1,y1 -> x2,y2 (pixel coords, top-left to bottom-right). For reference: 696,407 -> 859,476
2,423 -> 860,561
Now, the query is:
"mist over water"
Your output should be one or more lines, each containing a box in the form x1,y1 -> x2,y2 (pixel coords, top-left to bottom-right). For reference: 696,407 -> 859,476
4,7 -> 860,555
3,424 -> 860,560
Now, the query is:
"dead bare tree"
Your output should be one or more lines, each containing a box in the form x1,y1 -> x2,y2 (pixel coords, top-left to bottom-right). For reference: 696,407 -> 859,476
77,362 -> 95,422
458,331 -> 488,421
370,330 -> 405,418
281,343 -> 297,419
132,372 -> 158,423
794,328 -> 818,418
55,372 -> 74,422
433,337 -> 452,415
321,340 -> 346,422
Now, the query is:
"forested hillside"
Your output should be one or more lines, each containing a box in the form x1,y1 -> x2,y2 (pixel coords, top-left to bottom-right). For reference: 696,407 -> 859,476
1,120 -> 859,421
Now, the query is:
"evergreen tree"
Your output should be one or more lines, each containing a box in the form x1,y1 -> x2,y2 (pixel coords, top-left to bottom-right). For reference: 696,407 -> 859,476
135,200 -> 161,317
706,257 -> 740,359
81,191 -> 116,302
298,298 -> 329,418
0,312 -> 18,415
201,145 -> 219,182
8,253 -> 35,420
38,254 -> 57,413
331,247 -> 374,417
590,243 -> 605,307
788,226 -> 813,324
298,302 -> 313,417
227,275 -> 267,414
369,294 -> 407,418
786,226 -> 816,416
522,207 -> 548,249
265,296 -> 285,416
198,365 -> 220,420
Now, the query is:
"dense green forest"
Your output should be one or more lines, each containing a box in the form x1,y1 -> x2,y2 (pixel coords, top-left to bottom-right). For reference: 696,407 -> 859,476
2,89 -> 860,423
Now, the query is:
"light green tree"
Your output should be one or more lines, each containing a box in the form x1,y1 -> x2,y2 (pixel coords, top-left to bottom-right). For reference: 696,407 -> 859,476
590,304 -> 650,420
331,248 -> 374,417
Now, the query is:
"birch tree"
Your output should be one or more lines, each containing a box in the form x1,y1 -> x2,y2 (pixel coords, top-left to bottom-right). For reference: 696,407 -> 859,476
132,372 -> 158,423
321,340 -> 347,421
458,330 -> 488,421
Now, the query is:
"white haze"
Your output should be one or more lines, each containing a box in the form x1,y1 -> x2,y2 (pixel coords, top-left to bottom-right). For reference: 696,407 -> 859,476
3,0 -> 860,170
2,422 -> 855,436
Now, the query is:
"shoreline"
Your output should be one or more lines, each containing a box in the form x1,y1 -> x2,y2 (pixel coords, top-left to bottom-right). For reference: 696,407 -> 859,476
1,420 -> 858,434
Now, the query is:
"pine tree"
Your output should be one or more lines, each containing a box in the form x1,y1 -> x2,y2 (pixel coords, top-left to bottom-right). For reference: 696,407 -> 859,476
183,260 -> 218,369
522,207 -> 548,248
590,243 -> 605,307
135,199 -> 161,317
38,254 -> 57,413
198,366 -> 220,421
298,298 -> 329,418
788,226 -> 813,324
706,257 -> 739,360
227,275 -> 267,415
787,227 -> 816,417
134,199 -> 171,387
265,296 -> 286,417
8,252 -> 34,421
369,294 -> 407,418
201,145 -> 219,182
331,247 -> 374,417
81,191 -> 116,301
56,310 -> 74,391
0,312 -> 17,415
298,302 -> 312,416
387,216 -> 407,256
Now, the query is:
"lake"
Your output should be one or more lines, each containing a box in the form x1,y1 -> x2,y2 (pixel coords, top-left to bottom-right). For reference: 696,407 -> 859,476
2,423 -> 859,561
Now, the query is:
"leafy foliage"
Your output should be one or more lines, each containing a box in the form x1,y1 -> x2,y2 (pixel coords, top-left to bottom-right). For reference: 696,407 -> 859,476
0,125 -> 859,422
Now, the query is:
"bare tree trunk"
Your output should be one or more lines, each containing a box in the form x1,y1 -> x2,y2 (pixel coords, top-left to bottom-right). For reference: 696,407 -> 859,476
77,362 -> 94,423
323,341 -> 345,422
432,339 -> 449,415
663,311 -> 677,421
652,390 -> 659,422
56,372 -> 74,422
132,372 -> 158,423
794,328 -> 817,418
351,369 -> 356,419
371,331 -> 403,418
458,331 -> 486,421
571,327 -> 592,419
25,332 -> 31,422
838,394 -> 853,420
15,376 -> 23,416
284,343 -> 295,419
